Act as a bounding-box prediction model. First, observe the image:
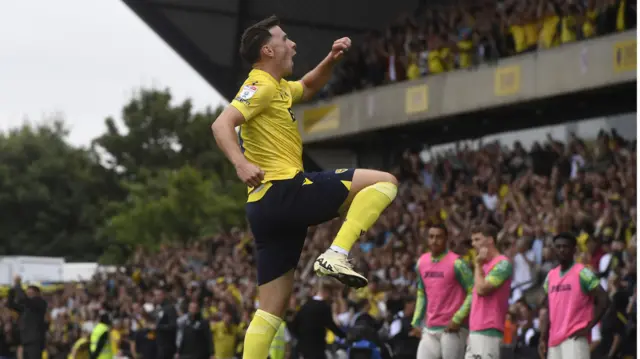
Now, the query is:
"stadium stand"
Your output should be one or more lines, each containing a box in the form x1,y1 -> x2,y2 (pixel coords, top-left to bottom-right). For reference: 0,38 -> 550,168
1,1 -> 635,358
0,127 -> 635,359
325,0 -> 637,97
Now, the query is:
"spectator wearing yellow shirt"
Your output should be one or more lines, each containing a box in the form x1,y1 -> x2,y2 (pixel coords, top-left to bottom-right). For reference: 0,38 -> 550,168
406,53 -> 421,80
538,1 -> 561,49
211,311 -> 241,359
581,0 -> 599,38
426,35 -> 447,75
616,0 -> 631,31
457,29 -> 474,69
508,9 -> 529,54
560,3 -> 581,44
353,277 -> 386,319
439,35 -> 455,71
68,328 -> 90,359
110,319 -> 123,356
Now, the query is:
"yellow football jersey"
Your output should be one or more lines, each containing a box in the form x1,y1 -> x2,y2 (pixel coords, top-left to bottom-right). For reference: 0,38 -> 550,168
230,68 -> 305,202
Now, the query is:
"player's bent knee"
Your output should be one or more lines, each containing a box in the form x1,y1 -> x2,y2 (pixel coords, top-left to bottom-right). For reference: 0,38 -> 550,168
380,172 -> 398,186
353,169 -> 398,188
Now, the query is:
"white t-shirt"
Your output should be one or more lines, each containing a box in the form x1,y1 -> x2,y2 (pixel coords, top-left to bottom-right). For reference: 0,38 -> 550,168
598,253 -> 613,290
591,323 -> 602,343
527,238 -> 544,265
513,253 -> 534,288
482,193 -> 499,211
570,155 -> 585,179
511,252 -> 534,303
389,312 -> 405,337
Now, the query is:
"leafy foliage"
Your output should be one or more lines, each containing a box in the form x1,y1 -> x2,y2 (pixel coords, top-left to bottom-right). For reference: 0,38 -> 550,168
0,121 -> 119,260
0,89 -> 246,262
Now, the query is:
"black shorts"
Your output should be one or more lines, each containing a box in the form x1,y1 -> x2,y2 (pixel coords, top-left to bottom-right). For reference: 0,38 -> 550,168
246,169 -> 355,285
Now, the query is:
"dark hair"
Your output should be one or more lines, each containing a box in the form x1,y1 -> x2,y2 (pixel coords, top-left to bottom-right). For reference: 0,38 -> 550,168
429,223 -> 449,237
471,224 -> 499,241
27,285 -> 41,294
239,15 -> 280,64
553,232 -> 577,247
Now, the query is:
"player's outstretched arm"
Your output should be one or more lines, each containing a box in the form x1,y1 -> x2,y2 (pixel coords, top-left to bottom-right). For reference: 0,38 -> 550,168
299,37 -> 351,102
211,107 -> 264,187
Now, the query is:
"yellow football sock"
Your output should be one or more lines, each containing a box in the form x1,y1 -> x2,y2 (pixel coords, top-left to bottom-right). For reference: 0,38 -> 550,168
242,309 -> 282,359
332,182 -> 397,253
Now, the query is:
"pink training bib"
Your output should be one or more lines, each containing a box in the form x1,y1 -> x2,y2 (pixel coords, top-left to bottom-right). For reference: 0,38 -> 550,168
469,255 -> 511,332
547,263 -> 594,347
417,251 -> 467,328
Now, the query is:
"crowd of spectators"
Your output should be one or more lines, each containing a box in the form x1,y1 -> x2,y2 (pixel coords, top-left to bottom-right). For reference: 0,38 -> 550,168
323,0 -> 636,97
0,128 -> 636,359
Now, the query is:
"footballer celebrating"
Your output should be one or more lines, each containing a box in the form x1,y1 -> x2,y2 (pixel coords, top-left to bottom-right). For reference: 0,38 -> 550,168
211,16 -> 397,359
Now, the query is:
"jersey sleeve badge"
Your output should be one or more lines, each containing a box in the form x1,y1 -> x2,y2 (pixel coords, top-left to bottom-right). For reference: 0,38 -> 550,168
236,85 -> 258,104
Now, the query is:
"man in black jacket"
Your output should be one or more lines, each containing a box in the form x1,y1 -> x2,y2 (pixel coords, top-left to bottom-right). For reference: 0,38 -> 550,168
176,301 -> 213,359
388,296 -> 419,359
289,278 -> 345,359
7,276 -> 47,359
153,287 -> 178,359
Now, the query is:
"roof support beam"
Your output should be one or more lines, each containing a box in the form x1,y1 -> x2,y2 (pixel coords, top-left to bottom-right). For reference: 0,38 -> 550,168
231,0 -> 248,93
123,0 -> 237,100
137,0 -> 371,34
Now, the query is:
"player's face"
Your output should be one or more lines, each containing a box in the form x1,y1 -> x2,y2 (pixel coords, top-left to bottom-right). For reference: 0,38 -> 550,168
553,238 -> 576,263
427,227 -> 447,255
267,26 -> 296,75
471,233 -> 491,252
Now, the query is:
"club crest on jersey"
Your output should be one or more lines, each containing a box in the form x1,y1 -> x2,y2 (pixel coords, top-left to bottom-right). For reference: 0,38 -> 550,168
236,85 -> 257,104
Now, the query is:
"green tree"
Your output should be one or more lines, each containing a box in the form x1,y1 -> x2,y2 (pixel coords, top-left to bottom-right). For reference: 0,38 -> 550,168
102,166 -> 243,251
0,89 -> 246,263
94,89 -> 246,259
0,121 -> 118,260
93,89 -> 238,184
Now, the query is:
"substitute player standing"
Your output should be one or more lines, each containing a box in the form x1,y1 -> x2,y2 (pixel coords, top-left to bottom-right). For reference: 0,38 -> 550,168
465,225 -> 512,359
412,224 -> 473,359
211,16 -> 397,359
538,233 -> 609,359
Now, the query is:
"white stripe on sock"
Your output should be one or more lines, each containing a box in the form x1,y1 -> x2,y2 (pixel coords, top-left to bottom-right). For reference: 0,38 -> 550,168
329,245 -> 349,256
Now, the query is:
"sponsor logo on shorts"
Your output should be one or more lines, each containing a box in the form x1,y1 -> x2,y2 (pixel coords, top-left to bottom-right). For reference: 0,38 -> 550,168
335,169 -> 347,174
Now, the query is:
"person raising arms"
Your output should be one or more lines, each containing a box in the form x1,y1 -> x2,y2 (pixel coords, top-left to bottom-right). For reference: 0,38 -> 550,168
211,16 -> 397,359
